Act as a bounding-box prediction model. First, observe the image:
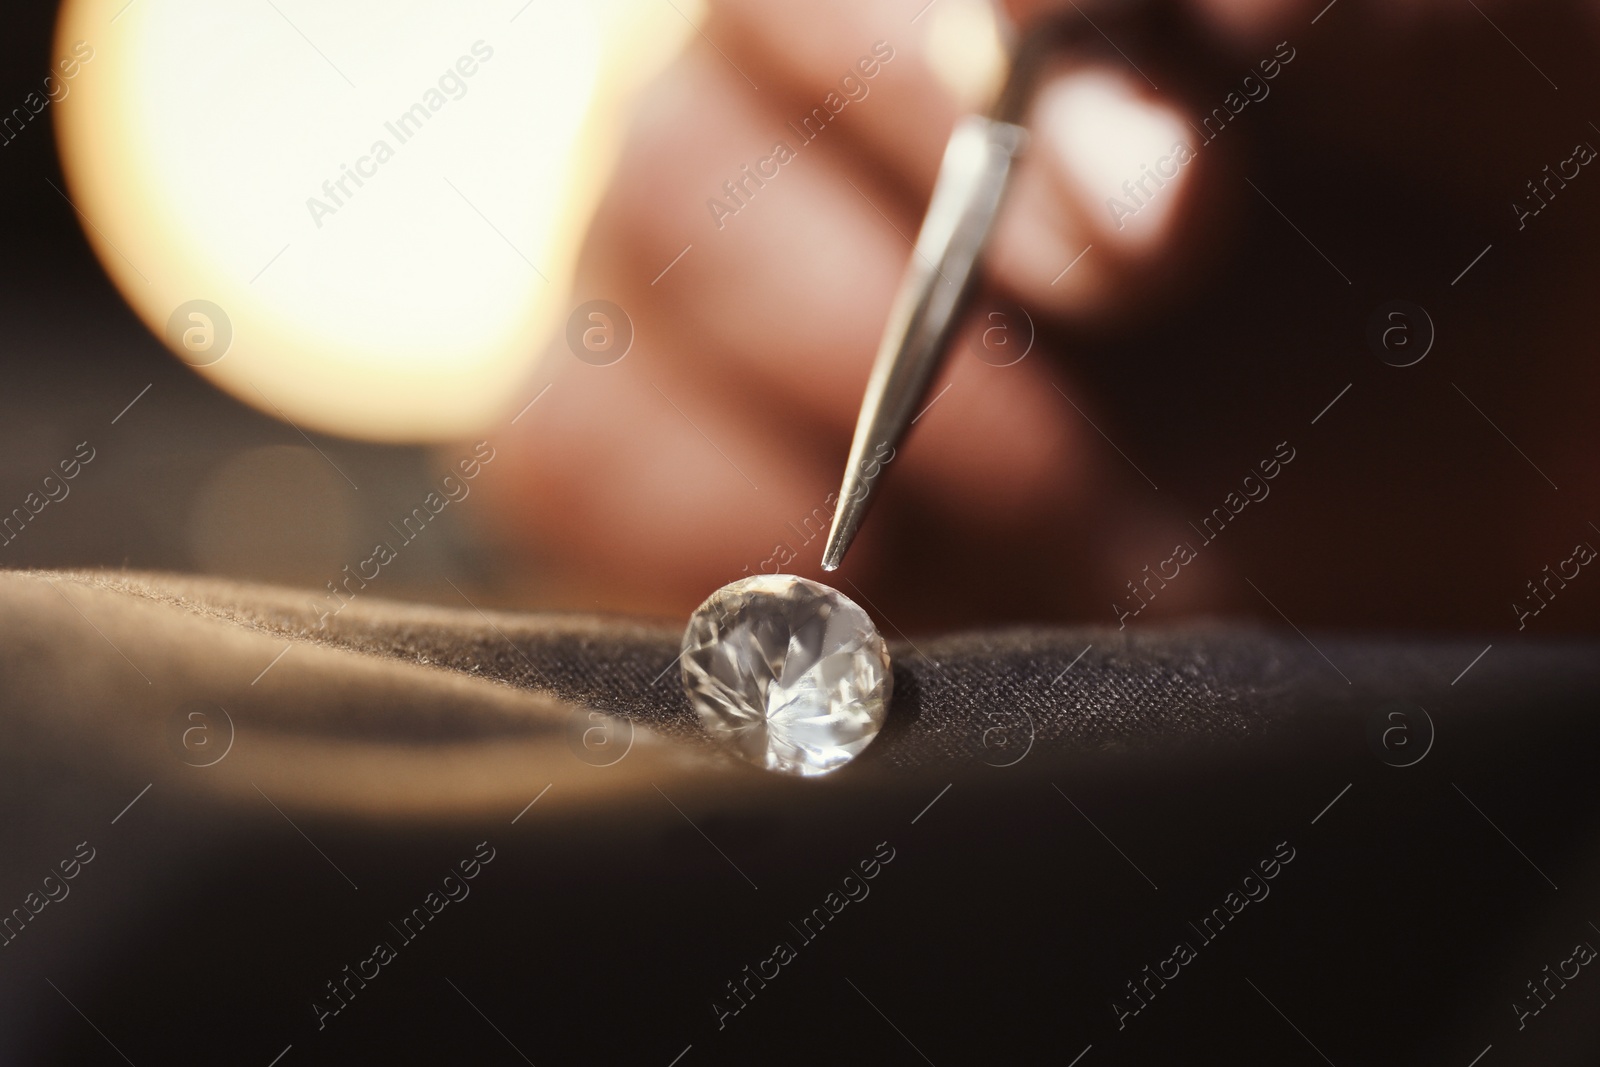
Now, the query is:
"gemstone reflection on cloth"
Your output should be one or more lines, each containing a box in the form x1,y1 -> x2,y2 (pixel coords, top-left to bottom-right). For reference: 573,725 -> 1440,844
680,575 -> 891,776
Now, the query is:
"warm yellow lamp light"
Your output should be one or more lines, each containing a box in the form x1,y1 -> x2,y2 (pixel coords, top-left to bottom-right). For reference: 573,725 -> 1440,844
54,0 -> 685,441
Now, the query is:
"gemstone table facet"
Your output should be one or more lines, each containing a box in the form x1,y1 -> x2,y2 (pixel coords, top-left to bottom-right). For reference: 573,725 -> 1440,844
680,575 -> 892,776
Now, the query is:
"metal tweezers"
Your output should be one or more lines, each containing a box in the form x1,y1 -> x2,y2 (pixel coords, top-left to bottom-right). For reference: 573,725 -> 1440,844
820,35 -> 1055,571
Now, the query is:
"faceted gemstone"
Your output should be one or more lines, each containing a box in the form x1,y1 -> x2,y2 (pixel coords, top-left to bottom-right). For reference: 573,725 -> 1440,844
680,575 -> 892,776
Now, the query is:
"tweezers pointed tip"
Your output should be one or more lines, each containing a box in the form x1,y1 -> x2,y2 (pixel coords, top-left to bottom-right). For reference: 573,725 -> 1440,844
821,490 -> 866,572
819,520 -> 851,572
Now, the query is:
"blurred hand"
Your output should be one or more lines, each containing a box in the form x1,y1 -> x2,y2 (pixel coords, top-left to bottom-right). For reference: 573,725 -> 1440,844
476,0 -> 1600,631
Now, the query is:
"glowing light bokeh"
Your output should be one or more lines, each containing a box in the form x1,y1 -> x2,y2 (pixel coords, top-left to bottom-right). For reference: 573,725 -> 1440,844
54,0 -> 682,440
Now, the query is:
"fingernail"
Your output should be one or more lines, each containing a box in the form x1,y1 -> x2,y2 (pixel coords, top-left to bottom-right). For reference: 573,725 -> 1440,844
1036,69 -> 1195,252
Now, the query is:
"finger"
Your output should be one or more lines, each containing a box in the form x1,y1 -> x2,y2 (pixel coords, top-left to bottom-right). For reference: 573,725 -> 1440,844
695,4 -> 1217,324
478,338 -> 853,617
486,44 -> 1097,605
700,0 -> 1207,323
702,0 -> 972,197
485,38 -> 912,610
596,46 -> 1095,512
888,310 -> 1089,527
580,44 -> 911,431
986,63 -> 1208,319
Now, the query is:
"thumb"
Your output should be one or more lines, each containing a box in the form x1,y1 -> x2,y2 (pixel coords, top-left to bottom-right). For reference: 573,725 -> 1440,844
986,63 -> 1209,321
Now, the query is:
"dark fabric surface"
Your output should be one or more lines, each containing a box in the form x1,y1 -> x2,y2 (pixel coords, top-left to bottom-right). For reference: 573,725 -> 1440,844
1,569 -> 1598,1064
35,568 -> 1598,769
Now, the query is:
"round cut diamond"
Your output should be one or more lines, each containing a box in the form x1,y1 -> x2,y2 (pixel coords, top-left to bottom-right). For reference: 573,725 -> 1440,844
680,575 -> 892,776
